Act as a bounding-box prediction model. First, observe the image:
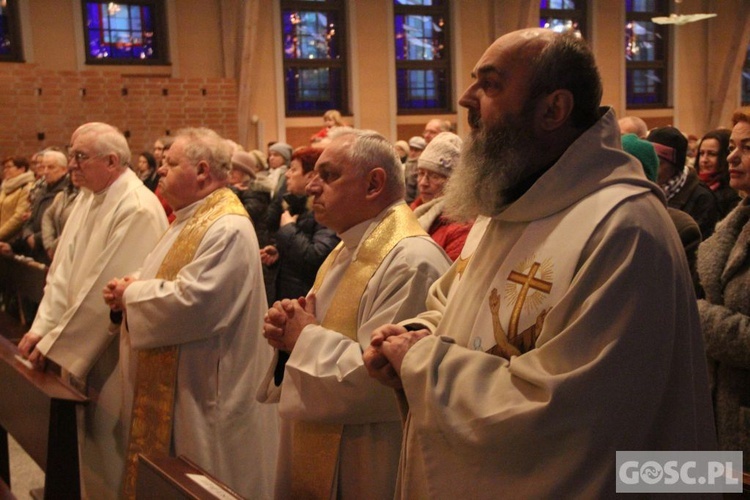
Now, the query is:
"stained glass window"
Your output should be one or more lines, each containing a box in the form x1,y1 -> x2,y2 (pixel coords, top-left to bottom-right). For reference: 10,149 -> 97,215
0,0 -> 23,62
282,1 -> 348,115
625,0 -> 669,107
83,1 -> 168,65
539,0 -> 587,39
394,0 -> 451,113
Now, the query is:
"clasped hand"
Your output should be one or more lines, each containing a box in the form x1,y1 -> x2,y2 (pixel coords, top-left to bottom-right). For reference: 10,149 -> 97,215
102,276 -> 135,312
363,325 -> 430,390
262,294 -> 318,353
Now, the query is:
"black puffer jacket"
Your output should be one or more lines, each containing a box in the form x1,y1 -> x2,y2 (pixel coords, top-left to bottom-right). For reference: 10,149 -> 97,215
273,194 -> 339,300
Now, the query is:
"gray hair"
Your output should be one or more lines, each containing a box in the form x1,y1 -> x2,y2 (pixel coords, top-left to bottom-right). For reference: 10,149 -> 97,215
174,127 -> 232,181
42,150 -> 68,168
335,129 -> 405,199
72,122 -> 131,167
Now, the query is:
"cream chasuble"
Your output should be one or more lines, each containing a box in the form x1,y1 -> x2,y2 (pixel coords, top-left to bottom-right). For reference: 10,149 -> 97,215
394,108 -> 717,498
291,203 -> 427,499
122,188 -> 247,499
454,184 -> 649,358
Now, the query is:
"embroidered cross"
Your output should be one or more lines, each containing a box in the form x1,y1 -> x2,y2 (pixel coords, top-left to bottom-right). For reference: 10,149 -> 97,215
506,262 -> 552,339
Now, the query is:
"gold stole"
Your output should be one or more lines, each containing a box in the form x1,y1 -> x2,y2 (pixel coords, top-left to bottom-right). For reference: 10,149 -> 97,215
290,203 -> 426,499
122,188 -> 247,499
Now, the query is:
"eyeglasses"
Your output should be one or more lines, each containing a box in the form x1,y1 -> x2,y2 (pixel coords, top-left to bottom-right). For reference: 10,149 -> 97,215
67,151 -> 98,166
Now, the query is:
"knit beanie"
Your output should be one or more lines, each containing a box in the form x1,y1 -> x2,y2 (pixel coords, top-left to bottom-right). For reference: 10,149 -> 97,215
395,140 -> 410,156
250,149 -> 268,171
417,132 -> 462,178
408,136 -> 426,150
269,142 -> 293,164
621,133 -> 658,182
231,151 -> 257,179
647,127 -> 687,169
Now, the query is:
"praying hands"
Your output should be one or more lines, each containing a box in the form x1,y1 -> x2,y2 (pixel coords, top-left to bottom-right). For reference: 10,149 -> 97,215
364,324 -> 430,389
262,294 -> 318,353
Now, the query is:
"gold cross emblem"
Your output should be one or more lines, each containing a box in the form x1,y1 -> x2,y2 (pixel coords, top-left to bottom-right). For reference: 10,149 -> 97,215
506,261 -> 552,341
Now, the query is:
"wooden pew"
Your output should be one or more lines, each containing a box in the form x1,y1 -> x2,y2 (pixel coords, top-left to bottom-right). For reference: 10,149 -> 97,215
0,335 -> 86,499
137,455 -> 243,499
0,255 -> 47,342
7,256 -> 47,326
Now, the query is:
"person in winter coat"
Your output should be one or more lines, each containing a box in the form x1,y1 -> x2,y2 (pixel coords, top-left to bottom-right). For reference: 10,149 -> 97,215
409,132 -> 472,261
260,147 -> 339,301
696,110 -> 750,474
0,156 -> 35,242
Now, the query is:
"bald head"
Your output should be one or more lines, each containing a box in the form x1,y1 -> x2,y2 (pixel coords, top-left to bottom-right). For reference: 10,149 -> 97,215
618,116 -> 648,138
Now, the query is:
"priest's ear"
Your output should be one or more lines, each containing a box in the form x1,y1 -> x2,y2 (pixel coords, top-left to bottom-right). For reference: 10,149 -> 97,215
364,167 -> 386,200
195,160 -> 211,181
535,89 -> 574,132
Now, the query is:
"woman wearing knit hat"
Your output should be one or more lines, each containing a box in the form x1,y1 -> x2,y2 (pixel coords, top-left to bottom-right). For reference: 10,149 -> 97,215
268,142 -> 293,199
394,140 -> 410,164
410,132 -> 472,261
230,150 -> 272,247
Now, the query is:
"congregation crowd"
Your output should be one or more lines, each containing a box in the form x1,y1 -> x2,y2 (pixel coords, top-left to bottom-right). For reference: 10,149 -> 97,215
0,28 -> 747,498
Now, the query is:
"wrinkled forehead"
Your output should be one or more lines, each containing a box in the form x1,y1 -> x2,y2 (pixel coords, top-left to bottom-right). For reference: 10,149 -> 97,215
317,135 -> 355,167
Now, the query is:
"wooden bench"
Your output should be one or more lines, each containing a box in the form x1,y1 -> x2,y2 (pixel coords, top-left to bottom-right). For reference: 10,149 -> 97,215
0,256 -> 47,342
137,454 -> 243,499
0,335 -> 86,499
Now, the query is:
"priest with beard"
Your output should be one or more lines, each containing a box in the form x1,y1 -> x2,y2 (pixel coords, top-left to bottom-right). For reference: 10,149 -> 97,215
364,28 -> 717,498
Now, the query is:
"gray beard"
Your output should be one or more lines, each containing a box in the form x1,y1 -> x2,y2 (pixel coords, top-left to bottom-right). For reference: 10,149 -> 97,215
443,118 -> 533,222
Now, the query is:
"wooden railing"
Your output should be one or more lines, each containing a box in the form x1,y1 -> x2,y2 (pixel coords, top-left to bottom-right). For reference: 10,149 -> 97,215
0,335 -> 86,499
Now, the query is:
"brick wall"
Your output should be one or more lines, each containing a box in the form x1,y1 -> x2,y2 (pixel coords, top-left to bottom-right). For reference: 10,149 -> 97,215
0,63 -> 239,160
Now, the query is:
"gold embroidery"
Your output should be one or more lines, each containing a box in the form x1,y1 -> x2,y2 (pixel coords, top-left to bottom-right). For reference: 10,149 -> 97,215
455,255 -> 471,279
505,260 -> 552,339
487,259 -> 553,359
292,204 -> 426,499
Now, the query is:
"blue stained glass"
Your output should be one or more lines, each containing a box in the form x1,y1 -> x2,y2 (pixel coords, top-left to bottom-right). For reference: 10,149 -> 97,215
540,0 -> 578,8
86,4 -> 101,28
142,7 -> 153,31
395,0 -> 441,5
283,10 -> 341,60
626,68 -> 663,105
286,66 -> 343,112
626,0 -> 660,13
85,2 -> 160,61
625,20 -> 663,62
397,68 -> 448,109
395,14 -> 444,61
539,17 -> 581,35
0,10 -> 10,55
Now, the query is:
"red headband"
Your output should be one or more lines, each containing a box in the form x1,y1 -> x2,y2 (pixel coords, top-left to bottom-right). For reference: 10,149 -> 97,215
652,142 -> 676,165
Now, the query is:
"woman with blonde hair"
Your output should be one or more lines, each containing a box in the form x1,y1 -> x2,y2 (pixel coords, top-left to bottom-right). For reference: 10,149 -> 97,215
310,109 -> 345,144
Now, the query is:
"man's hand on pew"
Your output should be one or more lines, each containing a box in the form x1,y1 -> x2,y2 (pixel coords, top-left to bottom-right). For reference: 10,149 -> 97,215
18,331 -> 47,371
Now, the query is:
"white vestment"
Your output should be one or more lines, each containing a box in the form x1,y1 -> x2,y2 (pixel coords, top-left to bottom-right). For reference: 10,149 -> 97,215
258,202 -> 451,500
122,197 -> 279,499
30,168 -> 168,499
396,108 -> 717,499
